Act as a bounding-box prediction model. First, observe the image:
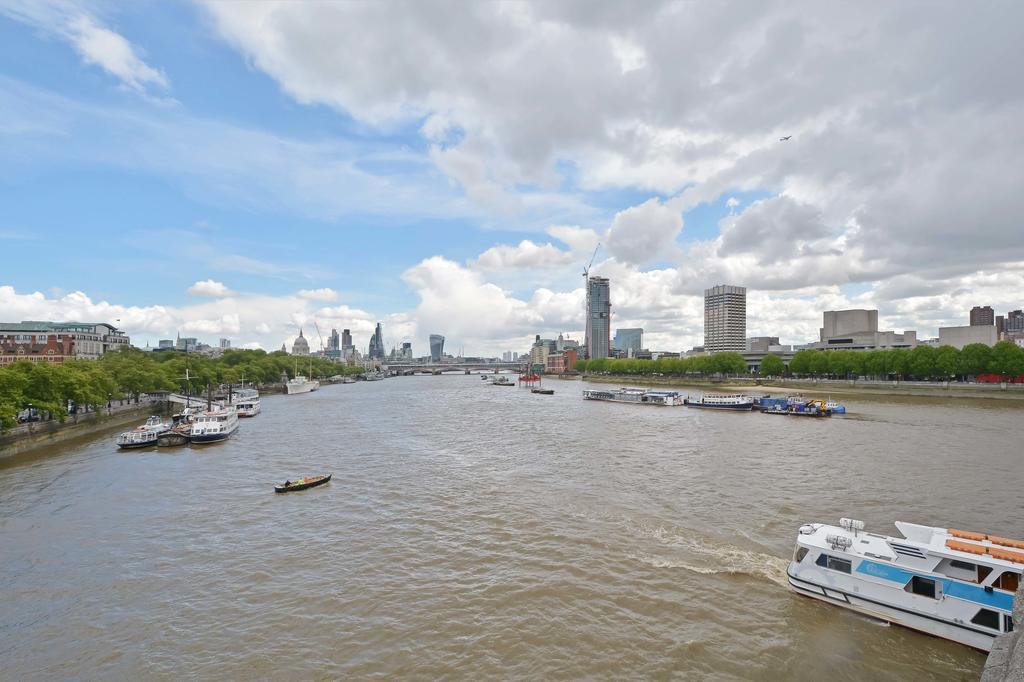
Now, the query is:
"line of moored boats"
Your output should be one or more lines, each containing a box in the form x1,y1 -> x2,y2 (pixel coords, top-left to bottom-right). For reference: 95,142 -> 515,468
582,388 -> 846,416
116,387 -> 259,448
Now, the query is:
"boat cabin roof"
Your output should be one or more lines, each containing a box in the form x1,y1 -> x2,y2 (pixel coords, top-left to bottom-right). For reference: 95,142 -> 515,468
799,520 -> 1024,569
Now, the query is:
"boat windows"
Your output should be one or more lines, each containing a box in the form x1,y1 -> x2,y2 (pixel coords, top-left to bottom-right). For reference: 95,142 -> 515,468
905,576 -> 938,599
815,553 -> 852,574
970,608 -> 1001,631
995,571 -> 1020,592
794,547 -> 809,563
1006,615 -> 1014,633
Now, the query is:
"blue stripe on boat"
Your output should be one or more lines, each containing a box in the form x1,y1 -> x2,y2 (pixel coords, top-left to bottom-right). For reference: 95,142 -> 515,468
855,559 -> 1014,610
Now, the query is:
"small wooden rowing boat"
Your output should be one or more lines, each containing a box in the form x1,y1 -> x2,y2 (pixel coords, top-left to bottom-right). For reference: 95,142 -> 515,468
274,473 -> 332,493
531,388 -> 554,395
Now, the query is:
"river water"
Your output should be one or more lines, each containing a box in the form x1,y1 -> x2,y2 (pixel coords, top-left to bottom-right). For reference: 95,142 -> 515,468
2,375 -> 1021,680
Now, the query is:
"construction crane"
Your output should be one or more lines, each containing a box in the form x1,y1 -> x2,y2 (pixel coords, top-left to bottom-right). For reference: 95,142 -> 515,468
312,320 -> 327,354
582,242 -> 601,359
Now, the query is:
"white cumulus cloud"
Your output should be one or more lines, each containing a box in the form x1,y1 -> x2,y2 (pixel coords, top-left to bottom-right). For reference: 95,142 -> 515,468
186,279 -> 234,297
297,288 -> 340,301
473,240 -> 573,271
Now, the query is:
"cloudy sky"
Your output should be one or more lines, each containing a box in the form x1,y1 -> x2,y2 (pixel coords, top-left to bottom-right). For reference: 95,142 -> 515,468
1,1 -> 1022,355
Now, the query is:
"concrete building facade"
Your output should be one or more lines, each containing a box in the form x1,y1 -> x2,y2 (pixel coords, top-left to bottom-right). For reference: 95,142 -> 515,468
938,325 -> 999,349
814,310 -> 916,350
704,285 -> 747,353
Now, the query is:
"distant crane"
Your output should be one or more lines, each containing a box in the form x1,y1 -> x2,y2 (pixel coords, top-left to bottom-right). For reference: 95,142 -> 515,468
582,242 -> 601,359
312,320 -> 327,354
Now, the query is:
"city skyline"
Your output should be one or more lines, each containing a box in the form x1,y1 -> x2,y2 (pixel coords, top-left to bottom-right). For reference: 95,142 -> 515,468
2,3 -> 1023,356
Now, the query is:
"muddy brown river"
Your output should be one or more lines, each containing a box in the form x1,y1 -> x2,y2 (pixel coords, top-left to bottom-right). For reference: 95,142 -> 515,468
2,375 -> 1021,679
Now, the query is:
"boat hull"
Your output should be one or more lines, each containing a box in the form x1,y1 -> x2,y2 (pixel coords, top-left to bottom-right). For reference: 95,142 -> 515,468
683,400 -> 754,410
787,566 -> 995,652
157,431 -> 190,447
189,423 -> 238,444
274,474 -> 332,493
117,438 -> 158,449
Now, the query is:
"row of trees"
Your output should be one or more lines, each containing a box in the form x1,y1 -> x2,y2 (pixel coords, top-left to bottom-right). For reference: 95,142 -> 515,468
0,348 -> 360,429
785,342 -> 1024,380
573,341 -> 1024,382
575,352 -> 748,377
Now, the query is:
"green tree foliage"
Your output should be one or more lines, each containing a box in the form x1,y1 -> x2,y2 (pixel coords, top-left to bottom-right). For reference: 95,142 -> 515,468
958,344 -> 992,377
987,341 -> 1024,376
788,350 -> 816,376
759,353 -> 785,377
908,345 -> 937,380
934,345 -> 959,377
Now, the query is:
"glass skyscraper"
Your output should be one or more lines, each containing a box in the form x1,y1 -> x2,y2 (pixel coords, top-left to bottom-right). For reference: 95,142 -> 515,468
368,322 -> 385,360
429,334 -> 445,362
585,276 -> 611,359
613,327 -> 643,355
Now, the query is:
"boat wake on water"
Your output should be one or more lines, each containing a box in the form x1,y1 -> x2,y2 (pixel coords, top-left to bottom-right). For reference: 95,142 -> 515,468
628,527 -> 790,588
597,514 -> 790,587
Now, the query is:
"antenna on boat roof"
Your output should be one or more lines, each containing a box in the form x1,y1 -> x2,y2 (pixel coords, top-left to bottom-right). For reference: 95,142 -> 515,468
826,534 -> 853,550
840,518 -> 865,536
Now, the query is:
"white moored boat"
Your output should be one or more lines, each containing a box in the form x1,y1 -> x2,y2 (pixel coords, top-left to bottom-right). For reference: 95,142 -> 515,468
582,388 -> 685,406
116,415 -> 170,449
233,388 -> 261,416
788,518 -> 1021,651
286,375 -> 320,395
683,393 -> 754,410
189,406 -> 239,444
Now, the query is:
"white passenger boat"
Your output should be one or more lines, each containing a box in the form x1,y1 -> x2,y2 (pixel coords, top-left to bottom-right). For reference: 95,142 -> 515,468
116,415 -> 170,449
788,519 -> 1021,652
286,375 -> 320,395
491,376 -> 514,386
683,394 -> 754,410
582,388 -> 685,406
233,388 -> 261,417
189,406 -> 239,444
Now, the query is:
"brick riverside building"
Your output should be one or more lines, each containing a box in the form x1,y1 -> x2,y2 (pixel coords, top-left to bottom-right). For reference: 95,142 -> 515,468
0,333 -> 76,367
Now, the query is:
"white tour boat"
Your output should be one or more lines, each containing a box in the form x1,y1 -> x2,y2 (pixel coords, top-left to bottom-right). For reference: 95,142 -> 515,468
683,393 -> 754,410
189,406 -> 239,444
233,388 -> 261,417
788,518 -> 1021,651
286,375 -> 320,395
116,415 -> 170,449
582,387 -> 685,406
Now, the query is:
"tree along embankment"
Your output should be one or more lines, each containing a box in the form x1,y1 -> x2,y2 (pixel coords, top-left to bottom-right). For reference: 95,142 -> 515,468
0,399 -> 169,459
579,373 -> 1024,401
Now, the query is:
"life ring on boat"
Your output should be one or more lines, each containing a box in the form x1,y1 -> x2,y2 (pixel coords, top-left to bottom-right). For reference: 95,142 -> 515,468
799,524 -> 816,535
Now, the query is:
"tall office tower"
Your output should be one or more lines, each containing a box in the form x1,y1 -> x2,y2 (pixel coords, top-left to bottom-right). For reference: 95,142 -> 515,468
429,334 -> 445,362
341,329 -> 352,349
704,285 -> 747,353
368,323 -> 385,360
970,306 -> 995,326
585,276 -> 611,359
328,328 -> 340,351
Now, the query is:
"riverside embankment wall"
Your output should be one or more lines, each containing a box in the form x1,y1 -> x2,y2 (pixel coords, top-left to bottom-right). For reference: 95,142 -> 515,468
0,399 -> 168,459
981,584 -> 1024,681
578,374 -> 1024,401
